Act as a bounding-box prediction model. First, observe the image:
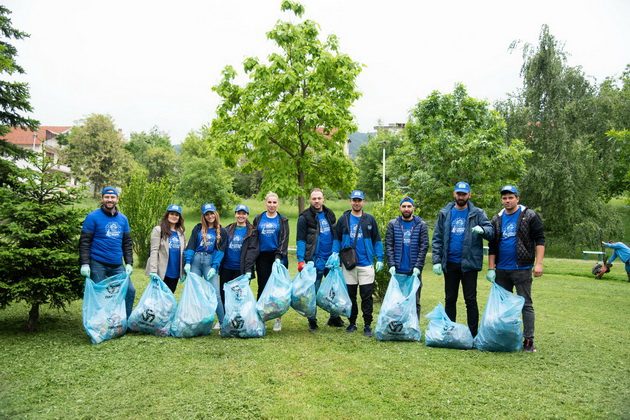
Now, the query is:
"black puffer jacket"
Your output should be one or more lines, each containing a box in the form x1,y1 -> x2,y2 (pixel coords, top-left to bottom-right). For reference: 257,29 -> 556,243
488,205 -> 545,267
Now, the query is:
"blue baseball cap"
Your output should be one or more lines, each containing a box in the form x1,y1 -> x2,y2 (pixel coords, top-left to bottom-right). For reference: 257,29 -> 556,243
201,203 -> 216,214
399,197 -> 415,206
167,204 -> 182,214
101,186 -> 118,196
235,204 -> 249,214
501,185 -> 519,195
350,190 -> 365,200
454,182 -> 470,193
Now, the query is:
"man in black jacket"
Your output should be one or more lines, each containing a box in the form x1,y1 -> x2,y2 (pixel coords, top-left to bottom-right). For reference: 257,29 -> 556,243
487,185 -> 545,352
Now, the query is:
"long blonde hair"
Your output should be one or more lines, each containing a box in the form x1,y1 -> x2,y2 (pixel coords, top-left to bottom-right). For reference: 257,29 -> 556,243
201,211 -> 221,247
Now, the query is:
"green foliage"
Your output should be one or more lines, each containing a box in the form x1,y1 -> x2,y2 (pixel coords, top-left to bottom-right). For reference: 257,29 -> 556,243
120,175 -> 176,268
211,2 -> 361,212
390,83 -> 530,219
355,131 -> 402,201
126,126 -> 179,182
63,114 -> 135,197
0,149 -> 84,331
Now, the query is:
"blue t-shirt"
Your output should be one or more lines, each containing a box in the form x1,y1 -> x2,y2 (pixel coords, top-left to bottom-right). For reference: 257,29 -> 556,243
316,212 -> 333,259
258,213 -> 280,252
81,208 -> 130,265
165,231 -> 182,278
399,220 -> 414,273
447,207 -> 469,263
224,226 -> 246,270
497,209 -> 528,270
350,214 -> 370,267
195,228 -> 216,253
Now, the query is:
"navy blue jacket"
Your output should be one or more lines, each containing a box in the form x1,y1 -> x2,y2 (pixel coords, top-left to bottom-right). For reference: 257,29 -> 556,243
431,201 -> 494,273
386,215 -> 429,272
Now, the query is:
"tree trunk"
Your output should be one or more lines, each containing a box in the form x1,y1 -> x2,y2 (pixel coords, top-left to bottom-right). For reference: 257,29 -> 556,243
27,302 -> 40,332
298,168 -> 305,214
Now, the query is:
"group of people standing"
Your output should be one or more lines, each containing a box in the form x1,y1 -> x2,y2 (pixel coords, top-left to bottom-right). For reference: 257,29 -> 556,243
79,182 -> 545,351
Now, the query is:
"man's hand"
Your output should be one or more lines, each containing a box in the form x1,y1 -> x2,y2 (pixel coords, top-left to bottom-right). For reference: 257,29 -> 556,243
389,266 -> 396,276
244,271 -> 252,280
80,264 -> 90,278
413,267 -> 421,277
125,264 -> 133,275
375,261 -> 384,272
472,225 -> 484,235
432,264 -> 442,276
486,269 -> 496,282
298,261 -> 305,272
534,263 -> 543,277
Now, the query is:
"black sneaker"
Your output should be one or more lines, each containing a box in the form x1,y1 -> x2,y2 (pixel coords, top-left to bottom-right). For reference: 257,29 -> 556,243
363,326 -> 373,337
308,320 -> 319,332
327,317 -> 346,327
345,324 -> 357,333
522,338 -> 537,352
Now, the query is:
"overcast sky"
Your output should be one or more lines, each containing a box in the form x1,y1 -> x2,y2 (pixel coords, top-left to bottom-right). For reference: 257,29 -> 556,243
5,0 -> 630,144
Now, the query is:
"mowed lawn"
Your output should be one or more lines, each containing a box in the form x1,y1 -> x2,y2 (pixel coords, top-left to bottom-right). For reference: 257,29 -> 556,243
1,257 -> 629,419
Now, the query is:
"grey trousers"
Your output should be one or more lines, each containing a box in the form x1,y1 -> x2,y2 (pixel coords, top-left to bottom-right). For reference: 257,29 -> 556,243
495,268 -> 535,340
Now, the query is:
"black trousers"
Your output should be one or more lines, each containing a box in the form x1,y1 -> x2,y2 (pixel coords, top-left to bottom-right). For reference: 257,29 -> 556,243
219,267 -> 242,311
163,276 -> 179,293
444,262 -> 479,337
347,283 -> 375,326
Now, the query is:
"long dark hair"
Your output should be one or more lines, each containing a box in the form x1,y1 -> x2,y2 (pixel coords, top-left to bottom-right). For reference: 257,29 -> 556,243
160,211 -> 185,241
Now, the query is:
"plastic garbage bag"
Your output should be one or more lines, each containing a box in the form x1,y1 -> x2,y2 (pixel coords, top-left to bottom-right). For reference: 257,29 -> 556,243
291,261 -> 317,318
256,259 -> 291,321
128,276 -> 177,337
170,272 -> 217,338
82,272 -> 130,344
316,253 -> 351,317
424,302 -> 473,349
474,281 -> 525,352
375,274 -> 421,342
222,274 -> 266,338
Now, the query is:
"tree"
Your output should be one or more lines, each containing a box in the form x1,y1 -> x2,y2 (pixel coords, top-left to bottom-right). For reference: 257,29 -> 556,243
63,114 -> 135,197
126,126 -> 179,181
210,1 -> 361,213
0,149 -> 84,331
389,83 -> 530,219
355,130 -> 402,201
0,5 -> 39,192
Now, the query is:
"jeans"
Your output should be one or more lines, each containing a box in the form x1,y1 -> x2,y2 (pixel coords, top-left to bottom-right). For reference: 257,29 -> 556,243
495,268 -> 535,340
89,258 -> 136,318
444,262 -> 479,337
191,252 -> 224,323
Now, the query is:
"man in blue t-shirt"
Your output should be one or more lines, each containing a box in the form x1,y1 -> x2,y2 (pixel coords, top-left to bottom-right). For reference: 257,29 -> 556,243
431,182 -> 494,338
79,186 -> 135,317
487,185 -> 545,352
296,188 -> 343,331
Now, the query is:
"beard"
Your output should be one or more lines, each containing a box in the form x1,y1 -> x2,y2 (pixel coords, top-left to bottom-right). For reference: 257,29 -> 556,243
456,198 -> 468,207
401,211 -> 413,219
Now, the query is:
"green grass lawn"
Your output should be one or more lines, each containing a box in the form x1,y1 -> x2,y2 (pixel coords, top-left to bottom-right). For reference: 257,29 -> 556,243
1,258 -> 629,419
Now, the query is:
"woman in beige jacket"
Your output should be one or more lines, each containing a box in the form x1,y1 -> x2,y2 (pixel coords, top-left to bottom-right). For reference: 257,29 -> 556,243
146,204 -> 186,292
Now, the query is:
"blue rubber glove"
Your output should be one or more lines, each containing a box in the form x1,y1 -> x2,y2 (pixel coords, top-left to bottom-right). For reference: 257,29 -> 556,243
389,266 -> 396,276
244,271 -> 252,280
149,272 -> 161,282
375,261 -> 384,272
125,264 -> 133,275
184,263 -> 191,274
413,267 -> 421,277
486,269 -> 496,282
472,225 -> 484,235
432,263 -> 442,276
206,268 -> 216,280
80,264 -> 90,278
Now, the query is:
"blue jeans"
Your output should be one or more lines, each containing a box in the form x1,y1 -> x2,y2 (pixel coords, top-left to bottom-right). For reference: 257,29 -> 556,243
191,252 -> 224,323
89,258 -> 136,317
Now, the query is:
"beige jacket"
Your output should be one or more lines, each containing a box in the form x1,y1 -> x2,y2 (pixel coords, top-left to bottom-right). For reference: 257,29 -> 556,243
145,225 -> 186,278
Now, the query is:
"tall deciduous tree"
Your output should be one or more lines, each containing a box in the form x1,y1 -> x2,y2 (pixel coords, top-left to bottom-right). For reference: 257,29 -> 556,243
0,150 -> 84,332
211,1 -> 361,213
0,5 -> 39,192
63,114 -> 135,197
389,83 -> 530,219
126,126 -> 179,181
355,130 -> 402,201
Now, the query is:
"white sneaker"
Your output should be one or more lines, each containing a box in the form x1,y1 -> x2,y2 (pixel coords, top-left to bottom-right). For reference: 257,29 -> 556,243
273,318 -> 282,332
213,321 -> 221,330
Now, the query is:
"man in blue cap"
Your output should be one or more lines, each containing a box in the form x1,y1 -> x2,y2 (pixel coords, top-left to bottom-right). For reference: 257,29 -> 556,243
333,190 -> 384,337
431,181 -> 494,338
385,197 -> 429,317
487,185 -> 545,352
79,186 -> 135,316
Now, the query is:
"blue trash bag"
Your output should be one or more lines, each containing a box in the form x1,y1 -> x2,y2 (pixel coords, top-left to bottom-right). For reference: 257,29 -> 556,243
474,281 -> 525,352
316,253 -> 352,318
256,259 -> 292,321
424,302 -> 473,349
375,274 -> 421,342
222,274 -> 266,338
128,276 -> 177,337
170,272 -> 218,338
291,261 -> 317,318
82,272 -> 130,344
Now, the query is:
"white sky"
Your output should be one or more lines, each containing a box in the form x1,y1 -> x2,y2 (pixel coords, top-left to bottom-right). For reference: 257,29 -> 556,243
5,0 -> 630,144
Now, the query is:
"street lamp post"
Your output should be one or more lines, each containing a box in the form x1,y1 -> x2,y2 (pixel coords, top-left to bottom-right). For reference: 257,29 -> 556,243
379,140 -> 389,203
